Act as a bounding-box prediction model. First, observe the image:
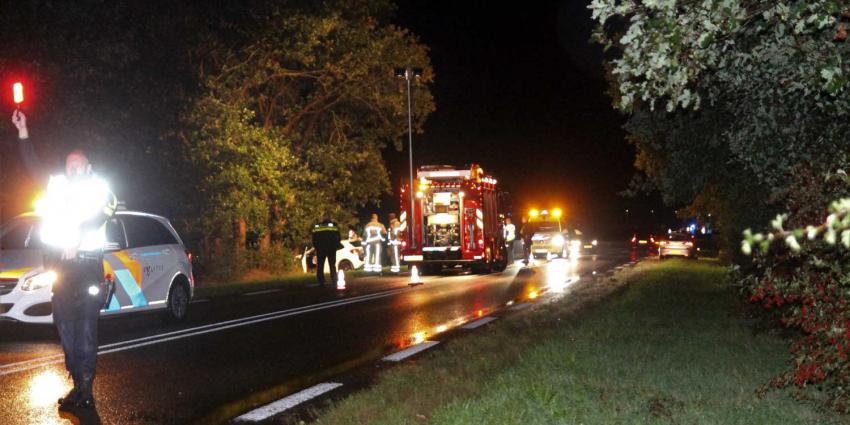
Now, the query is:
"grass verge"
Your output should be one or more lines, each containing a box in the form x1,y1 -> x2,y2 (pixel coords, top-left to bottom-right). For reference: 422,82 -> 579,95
314,259 -> 844,424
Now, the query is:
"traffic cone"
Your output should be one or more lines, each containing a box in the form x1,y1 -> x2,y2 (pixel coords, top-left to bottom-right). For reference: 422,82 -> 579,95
408,265 -> 422,286
337,270 -> 346,291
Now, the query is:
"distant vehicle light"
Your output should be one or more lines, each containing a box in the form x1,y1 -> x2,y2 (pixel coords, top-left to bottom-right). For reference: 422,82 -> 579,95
592,240 -> 598,246
685,241 -> 694,247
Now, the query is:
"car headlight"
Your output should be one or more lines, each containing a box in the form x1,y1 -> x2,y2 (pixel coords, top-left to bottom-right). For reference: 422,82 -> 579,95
592,239 -> 598,246
552,235 -> 565,246
22,271 -> 58,292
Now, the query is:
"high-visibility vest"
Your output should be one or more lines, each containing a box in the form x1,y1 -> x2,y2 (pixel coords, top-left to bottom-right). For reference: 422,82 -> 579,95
364,224 -> 384,242
39,174 -> 117,252
504,223 -> 516,243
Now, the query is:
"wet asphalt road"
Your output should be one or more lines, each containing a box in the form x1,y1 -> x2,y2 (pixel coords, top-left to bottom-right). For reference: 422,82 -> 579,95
0,245 -> 641,424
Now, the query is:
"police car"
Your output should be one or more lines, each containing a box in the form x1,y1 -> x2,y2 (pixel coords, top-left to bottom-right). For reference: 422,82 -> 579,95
0,211 -> 194,324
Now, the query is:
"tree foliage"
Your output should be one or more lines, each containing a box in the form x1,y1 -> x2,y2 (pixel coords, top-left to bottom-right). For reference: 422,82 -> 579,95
592,0 -> 850,246
180,1 -> 434,272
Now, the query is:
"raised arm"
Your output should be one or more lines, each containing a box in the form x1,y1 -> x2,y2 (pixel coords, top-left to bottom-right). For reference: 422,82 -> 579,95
12,110 -> 43,178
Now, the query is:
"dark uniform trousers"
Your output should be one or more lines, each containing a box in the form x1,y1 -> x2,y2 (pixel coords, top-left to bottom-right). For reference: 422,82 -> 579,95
316,250 -> 337,286
51,255 -> 104,380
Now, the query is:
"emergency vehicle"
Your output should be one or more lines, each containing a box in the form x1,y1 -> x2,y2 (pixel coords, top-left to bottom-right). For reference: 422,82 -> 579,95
0,211 -> 194,324
399,165 -> 508,274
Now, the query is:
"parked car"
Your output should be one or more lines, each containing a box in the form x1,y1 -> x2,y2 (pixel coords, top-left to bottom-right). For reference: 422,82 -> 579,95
659,232 -> 697,259
300,239 -> 364,274
0,211 -> 194,324
629,232 -> 658,253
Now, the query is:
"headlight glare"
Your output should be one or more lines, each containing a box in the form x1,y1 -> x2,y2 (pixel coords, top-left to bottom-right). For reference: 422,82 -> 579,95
552,235 -> 565,246
22,271 -> 58,292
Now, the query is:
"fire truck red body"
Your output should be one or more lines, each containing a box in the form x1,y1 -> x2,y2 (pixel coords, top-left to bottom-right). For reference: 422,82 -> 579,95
399,164 -> 507,274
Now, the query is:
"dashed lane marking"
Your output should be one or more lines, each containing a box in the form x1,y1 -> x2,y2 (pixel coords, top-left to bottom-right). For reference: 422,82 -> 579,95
461,316 -> 497,330
509,303 -> 532,311
382,341 -> 440,362
234,382 -> 343,422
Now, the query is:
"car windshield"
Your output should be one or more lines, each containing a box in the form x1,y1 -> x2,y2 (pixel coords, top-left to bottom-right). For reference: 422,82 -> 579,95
668,233 -> 691,241
534,222 -> 559,233
0,216 -> 43,250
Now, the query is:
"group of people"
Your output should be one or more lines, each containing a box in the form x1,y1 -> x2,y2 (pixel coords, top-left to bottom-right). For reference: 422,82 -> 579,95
310,212 -> 406,286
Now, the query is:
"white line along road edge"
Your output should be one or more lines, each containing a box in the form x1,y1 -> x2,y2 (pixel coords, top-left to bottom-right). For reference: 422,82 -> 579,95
461,316 -> 497,330
382,341 -> 440,362
235,382 -> 343,422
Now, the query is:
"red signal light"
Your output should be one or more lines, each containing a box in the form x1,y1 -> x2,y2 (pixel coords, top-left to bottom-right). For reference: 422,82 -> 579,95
12,82 -> 23,104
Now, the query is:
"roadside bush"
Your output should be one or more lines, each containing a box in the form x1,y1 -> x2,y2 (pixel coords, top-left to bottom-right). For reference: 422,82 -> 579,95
741,199 -> 850,411
741,245 -> 850,411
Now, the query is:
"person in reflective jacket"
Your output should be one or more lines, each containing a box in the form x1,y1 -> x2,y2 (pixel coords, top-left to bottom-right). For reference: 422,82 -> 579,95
14,111 -> 117,411
311,216 -> 341,286
362,214 -> 386,272
503,217 -> 516,263
388,218 -> 402,273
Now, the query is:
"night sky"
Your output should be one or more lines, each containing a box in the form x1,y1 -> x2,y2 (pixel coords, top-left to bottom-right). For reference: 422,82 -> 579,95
381,0 -> 650,236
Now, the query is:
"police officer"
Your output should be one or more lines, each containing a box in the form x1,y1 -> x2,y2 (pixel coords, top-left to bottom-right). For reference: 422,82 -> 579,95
363,214 -> 386,272
14,111 -> 117,411
311,215 -> 341,286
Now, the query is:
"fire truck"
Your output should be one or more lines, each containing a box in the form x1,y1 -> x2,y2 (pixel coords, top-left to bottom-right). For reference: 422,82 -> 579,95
399,164 -> 508,274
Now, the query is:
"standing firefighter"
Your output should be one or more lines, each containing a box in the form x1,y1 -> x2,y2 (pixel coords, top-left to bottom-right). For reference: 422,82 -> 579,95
363,214 -> 386,272
503,217 -> 516,263
311,216 -> 341,287
388,217 -> 402,273
14,112 -> 117,411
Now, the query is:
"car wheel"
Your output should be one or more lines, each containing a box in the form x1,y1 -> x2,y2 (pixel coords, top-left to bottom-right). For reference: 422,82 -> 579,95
338,260 -> 353,272
164,280 -> 190,323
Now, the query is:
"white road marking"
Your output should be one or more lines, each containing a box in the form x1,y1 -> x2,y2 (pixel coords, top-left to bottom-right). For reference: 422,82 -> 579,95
0,287 -> 412,377
382,341 -> 440,362
461,316 -> 497,330
243,289 -> 281,296
235,382 -> 343,422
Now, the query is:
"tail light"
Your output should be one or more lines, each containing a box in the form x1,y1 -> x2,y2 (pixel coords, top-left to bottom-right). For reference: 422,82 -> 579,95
685,242 -> 694,247
185,250 -> 193,263
650,237 -> 655,243
631,236 -> 636,243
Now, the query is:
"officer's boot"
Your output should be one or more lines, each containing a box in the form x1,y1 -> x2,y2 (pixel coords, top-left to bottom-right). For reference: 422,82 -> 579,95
76,373 -> 96,409
58,372 -> 82,410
